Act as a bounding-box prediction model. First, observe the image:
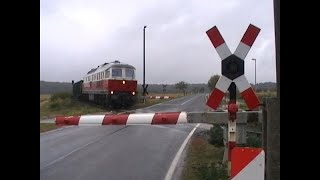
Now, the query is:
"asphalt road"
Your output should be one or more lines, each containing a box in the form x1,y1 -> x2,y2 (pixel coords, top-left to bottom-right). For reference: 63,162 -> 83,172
40,94 -> 210,180
136,93 -> 211,113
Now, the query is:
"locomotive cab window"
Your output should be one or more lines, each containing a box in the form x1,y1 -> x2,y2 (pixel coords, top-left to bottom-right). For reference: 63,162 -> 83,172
105,70 -> 110,78
112,68 -> 122,77
125,69 -> 135,79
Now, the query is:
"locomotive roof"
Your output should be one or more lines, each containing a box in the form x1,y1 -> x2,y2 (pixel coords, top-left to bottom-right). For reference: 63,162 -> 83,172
86,61 -> 135,75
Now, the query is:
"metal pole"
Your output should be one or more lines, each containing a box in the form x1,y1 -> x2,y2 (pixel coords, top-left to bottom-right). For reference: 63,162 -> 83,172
143,25 -> 147,103
274,0 -> 280,97
252,58 -> 256,89
255,59 -> 256,87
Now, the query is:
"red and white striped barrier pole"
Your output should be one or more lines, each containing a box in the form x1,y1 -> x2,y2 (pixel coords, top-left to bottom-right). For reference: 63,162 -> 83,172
55,112 -> 187,126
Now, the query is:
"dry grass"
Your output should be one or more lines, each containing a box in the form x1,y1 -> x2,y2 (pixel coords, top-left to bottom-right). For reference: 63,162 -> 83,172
256,91 -> 277,100
40,94 -> 105,119
181,134 -> 228,180
40,94 -> 51,107
40,94 -> 51,102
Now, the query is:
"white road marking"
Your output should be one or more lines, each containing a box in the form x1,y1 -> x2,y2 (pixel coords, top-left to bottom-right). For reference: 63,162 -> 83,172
41,126 -> 128,170
180,95 -> 198,106
136,96 -> 192,110
164,123 -> 200,180
41,135 -> 104,170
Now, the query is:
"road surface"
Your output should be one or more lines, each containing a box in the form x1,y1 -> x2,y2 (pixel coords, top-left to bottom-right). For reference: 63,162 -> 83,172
136,93 -> 211,113
40,94 -> 210,180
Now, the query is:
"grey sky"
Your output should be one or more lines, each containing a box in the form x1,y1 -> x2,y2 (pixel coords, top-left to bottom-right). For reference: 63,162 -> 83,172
40,0 -> 276,84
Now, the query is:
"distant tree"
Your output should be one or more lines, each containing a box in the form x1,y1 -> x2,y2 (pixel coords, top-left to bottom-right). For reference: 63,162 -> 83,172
175,81 -> 188,96
192,87 -> 199,94
199,87 -> 205,93
270,86 -> 277,92
208,75 -> 220,91
256,88 -> 263,93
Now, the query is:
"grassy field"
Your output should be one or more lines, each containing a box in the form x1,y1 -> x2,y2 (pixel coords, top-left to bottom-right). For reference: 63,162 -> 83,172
256,91 -> 277,100
181,132 -> 228,180
40,94 -> 51,106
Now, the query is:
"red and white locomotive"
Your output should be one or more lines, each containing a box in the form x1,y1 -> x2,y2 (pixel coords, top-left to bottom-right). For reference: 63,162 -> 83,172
72,60 -> 138,108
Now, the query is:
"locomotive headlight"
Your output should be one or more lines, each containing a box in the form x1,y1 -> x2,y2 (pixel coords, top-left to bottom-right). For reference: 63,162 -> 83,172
122,80 -> 126,84
111,91 -> 114,94
132,92 -> 135,95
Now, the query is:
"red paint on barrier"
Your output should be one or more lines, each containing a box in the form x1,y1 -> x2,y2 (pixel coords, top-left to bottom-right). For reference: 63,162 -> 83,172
151,112 -> 180,124
102,114 -> 129,125
55,116 -> 80,125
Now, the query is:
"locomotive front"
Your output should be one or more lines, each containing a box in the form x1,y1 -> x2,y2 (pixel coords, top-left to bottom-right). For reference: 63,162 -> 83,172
82,61 -> 138,108
106,63 -> 138,108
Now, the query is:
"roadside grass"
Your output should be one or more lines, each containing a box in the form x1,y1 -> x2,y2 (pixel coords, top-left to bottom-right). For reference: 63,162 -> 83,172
40,94 -> 51,103
40,94 -> 51,107
181,131 -> 228,180
40,123 -> 59,133
40,93 -> 105,119
128,92 -> 186,109
181,121 -> 263,179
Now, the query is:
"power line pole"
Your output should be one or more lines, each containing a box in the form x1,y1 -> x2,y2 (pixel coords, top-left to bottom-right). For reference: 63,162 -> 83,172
142,25 -> 147,103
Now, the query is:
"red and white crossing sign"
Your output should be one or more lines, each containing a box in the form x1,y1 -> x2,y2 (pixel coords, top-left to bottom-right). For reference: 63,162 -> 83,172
231,147 -> 265,180
206,24 -> 261,110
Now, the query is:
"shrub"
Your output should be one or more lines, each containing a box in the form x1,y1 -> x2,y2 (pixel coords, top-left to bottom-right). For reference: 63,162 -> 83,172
49,101 -> 61,110
198,162 -> 228,180
246,135 -> 262,148
50,92 -> 72,102
247,113 -> 259,125
208,125 -> 224,147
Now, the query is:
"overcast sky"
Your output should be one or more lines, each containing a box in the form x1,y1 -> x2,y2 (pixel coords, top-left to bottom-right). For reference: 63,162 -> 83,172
40,0 -> 276,84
